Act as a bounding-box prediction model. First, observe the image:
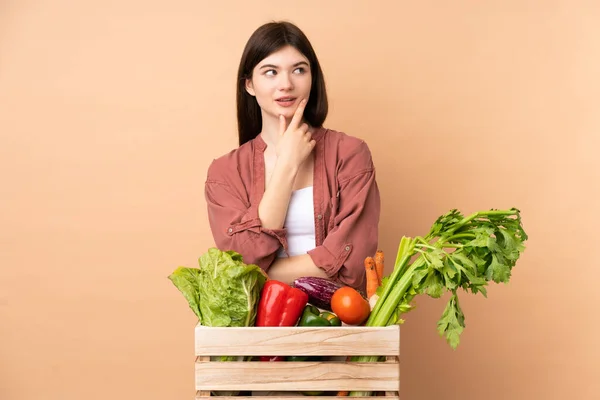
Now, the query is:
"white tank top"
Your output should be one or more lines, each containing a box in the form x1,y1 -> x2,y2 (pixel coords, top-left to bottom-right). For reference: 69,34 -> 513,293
277,186 -> 316,258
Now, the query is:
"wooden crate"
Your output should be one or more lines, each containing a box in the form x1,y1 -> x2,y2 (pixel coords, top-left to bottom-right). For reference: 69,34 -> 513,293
195,324 -> 400,399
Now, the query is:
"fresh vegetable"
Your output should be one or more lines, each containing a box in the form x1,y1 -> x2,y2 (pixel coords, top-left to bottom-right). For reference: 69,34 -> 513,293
255,280 -> 309,361
256,280 -> 309,327
299,305 -> 342,327
348,208 -> 528,396
330,286 -> 371,326
367,208 -> 528,346
292,276 -> 343,311
320,311 -> 342,326
365,256 -> 379,299
168,248 -> 267,397
366,252 -> 385,310
374,250 -> 385,285
300,304 -> 331,326
168,247 -> 267,330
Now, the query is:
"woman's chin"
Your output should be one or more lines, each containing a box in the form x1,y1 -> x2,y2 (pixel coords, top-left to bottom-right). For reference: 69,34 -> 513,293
268,109 -> 294,121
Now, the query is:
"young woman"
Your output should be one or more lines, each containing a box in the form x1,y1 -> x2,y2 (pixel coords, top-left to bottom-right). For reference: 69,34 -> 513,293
205,21 -> 380,293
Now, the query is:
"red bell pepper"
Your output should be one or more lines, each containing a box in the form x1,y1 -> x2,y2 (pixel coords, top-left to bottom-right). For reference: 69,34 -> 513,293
256,280 -> 309,326
255,280 -> 309,361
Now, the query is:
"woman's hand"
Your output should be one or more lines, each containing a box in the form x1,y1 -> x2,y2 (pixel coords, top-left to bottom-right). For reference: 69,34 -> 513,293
257,99 -> 315,230
275,99 -> 316,170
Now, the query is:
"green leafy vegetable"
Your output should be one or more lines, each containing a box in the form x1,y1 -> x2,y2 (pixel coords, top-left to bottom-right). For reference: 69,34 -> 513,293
367,208 -> 527,347
168,267 -> 202,321
436,293 -> 465,350
169,248 -> 268,396
349,208 -> 528,397
168,248 -> 267,328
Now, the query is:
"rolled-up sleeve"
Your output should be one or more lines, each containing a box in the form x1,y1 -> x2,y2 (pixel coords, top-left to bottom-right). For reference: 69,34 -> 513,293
307,141 -> 381,292
205,163 -> 286,272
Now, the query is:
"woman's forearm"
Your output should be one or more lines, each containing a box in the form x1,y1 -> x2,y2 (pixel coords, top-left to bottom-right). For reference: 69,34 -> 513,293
258,159 -> 298,229
267,254 -> 329,285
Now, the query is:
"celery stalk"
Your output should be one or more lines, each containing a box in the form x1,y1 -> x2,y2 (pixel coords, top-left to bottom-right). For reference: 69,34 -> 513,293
347,208 -> 528,396
366,238 -> 415,326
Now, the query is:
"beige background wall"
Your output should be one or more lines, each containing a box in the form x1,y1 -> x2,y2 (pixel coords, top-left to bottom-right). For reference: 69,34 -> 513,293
1,1 -> 598,399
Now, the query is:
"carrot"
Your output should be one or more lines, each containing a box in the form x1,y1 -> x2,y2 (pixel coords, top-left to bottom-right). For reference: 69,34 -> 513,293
375,250 -> 385,286
365,256 -> 378,298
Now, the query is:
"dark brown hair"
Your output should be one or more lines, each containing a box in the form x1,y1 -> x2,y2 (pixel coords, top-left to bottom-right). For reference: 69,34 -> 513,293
236,21 -> 328,146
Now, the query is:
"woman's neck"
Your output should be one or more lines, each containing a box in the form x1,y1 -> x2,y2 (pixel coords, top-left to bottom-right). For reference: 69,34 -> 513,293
259,114 -> 282,148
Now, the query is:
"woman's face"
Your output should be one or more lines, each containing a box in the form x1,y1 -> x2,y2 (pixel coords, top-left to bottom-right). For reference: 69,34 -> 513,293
246,45 -> 312,123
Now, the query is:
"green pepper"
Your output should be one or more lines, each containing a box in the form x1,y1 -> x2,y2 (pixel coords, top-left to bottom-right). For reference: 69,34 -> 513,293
320,311 -> 342,327
299,305 -> 339,327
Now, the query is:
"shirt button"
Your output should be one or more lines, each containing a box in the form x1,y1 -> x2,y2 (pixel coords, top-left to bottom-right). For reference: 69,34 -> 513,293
317,214 -> 323,220
345,246 -> 350,251
228,228 -> 233,233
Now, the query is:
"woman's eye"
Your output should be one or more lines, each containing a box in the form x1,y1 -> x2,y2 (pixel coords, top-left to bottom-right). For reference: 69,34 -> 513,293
293,67 -> 306,74
265,70 -> 276,76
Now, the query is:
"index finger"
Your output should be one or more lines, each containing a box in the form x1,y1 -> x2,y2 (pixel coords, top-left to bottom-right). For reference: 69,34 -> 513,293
289,98 -> 307,129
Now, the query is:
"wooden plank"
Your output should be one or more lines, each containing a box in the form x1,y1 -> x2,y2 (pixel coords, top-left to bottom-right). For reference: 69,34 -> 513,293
196,357 -> 211,397
385,356 -> 399,396
194,325 -> 400,356
195,361 -> 399,392
195,397 -> 395,400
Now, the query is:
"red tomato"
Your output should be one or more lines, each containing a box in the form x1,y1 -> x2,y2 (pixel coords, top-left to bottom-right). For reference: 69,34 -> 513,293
330,287 -> 371,325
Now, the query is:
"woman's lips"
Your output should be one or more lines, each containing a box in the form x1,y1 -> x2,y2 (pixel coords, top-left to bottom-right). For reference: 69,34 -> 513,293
275,97 -> 297,107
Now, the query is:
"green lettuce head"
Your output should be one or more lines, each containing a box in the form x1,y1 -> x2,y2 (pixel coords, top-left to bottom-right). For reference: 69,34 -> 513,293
168,248 -> 267,327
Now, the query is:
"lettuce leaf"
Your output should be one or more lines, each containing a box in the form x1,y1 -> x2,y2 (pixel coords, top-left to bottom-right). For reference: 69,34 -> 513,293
168,248 -> 267,327
169,248 -> 267,396
168,267 -> 202,321
197,248 -> 267,327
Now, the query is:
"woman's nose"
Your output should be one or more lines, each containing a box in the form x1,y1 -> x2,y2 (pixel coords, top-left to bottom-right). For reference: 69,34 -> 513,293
278,73 -> 294,90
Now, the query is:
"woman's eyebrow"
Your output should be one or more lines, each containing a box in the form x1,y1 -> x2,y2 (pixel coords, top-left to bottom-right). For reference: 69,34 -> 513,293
259,61 -> 309,69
